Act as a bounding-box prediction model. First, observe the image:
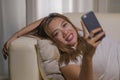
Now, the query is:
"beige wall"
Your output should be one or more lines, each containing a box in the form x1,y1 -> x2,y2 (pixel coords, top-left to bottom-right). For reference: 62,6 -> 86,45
0,0 -> 4,76
2,0 -> 26,40
108,0 -> 120,13
26,0 -> 37,24
96,0 -> 120,13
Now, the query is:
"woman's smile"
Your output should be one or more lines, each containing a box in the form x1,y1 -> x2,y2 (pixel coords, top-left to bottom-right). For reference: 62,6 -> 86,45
65,33 -> 74,42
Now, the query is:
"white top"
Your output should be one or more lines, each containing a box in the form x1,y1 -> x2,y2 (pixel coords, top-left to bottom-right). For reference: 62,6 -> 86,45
60,35 -> 120,80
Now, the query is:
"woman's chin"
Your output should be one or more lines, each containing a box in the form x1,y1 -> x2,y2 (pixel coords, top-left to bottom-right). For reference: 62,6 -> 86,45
67,42 -> 77,47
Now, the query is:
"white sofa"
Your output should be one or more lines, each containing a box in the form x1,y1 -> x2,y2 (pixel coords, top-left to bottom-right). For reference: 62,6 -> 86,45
8,13 -> 120,80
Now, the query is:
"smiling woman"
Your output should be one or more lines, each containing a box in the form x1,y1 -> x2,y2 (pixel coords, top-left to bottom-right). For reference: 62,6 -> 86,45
2,12 -> 120,80
1,0 -> 120,79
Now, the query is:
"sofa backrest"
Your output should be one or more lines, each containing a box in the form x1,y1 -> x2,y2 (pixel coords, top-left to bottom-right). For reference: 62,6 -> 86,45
64,13 -> 120,43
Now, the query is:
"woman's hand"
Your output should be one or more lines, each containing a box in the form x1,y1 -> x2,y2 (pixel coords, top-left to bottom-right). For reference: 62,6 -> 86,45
81,21 -> 105,58
2,36 -> 17,59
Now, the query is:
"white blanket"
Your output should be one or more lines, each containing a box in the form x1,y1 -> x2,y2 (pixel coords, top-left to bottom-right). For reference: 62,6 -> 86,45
60,31 -> 120,80
93,36 -> 120,80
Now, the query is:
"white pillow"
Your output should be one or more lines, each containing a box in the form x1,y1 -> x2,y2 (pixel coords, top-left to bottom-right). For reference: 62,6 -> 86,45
38,39 -> 60,61
37,39 -> 65,80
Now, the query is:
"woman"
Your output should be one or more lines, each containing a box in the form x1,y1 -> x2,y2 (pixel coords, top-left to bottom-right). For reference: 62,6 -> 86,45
3,13 -> 120,80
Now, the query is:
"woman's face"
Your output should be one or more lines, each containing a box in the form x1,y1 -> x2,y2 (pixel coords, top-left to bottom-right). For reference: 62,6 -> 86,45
48,17 -> 78,47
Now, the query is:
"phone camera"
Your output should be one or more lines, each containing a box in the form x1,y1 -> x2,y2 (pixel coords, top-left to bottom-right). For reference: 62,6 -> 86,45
83,15 -> 87,18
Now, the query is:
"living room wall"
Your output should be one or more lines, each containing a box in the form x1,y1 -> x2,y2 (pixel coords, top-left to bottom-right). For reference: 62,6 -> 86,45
96,0 -> 120,13
0,0 -> 4,76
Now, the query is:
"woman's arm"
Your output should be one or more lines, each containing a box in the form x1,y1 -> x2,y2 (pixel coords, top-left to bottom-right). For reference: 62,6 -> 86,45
78,22 -> 105,80
2,18 -> 43,59
79,53 -> 94,80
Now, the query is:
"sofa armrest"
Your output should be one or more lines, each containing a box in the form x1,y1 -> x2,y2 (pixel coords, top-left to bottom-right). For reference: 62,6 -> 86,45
8,36 -> 40,80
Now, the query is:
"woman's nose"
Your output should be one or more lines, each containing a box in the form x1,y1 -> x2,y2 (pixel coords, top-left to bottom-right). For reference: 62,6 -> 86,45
62,30 -> 68,37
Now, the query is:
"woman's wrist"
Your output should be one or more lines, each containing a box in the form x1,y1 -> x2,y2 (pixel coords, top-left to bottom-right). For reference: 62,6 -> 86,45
83,54 -> 93,61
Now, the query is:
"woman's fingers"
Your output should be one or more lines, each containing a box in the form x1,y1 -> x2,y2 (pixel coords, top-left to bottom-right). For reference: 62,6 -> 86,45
89,27 -> 102,37
91,31 -> 105,42
2,42 -> 9,59
81,21 -> 105,52
87,31 -> 105,47
3,47 -> 8,54
2,50 -> 8,60
93,41 -> 101,47
84,27 -> 105,47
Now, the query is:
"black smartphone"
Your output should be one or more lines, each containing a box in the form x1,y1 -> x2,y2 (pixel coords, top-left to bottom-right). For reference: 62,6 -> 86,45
81,11 -> 105,40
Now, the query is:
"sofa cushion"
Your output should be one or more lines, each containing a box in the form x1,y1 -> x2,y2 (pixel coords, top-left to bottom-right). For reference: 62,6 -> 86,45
38,40 -> 60,61
37,39 -> 65,80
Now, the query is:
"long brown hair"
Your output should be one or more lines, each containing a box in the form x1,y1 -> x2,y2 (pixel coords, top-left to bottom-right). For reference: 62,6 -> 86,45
36,13 -> 88,65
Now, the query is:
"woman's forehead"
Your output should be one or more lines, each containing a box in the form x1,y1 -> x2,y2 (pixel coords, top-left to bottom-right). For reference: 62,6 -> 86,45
51,17 -> 64,23
49,17 -> 65,28
47,17 -> 65,33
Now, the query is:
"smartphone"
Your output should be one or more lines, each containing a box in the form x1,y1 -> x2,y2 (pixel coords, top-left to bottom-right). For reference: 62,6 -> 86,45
81,11 -> 105,40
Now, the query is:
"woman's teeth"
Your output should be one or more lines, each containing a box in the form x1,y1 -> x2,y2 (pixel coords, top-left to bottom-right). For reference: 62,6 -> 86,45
66,34 -> 73,41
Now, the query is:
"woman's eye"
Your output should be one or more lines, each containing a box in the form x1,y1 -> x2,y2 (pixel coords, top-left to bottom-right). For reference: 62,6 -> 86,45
53,32 -> 59,37
63,23 -> 67,27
